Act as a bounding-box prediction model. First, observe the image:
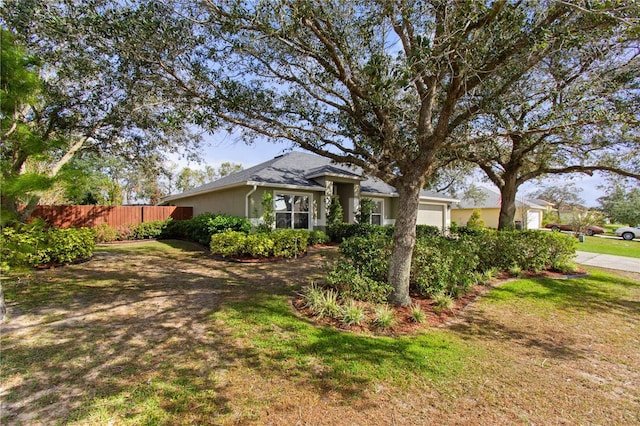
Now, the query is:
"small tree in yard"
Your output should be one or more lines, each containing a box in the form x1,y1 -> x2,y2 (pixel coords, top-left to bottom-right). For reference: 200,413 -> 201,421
467,209 -> 485,229
261,192 -> 275,229
327,196 -> 344,226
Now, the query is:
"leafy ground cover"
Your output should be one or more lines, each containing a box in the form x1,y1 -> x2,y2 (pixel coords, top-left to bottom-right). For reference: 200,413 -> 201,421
578,235 -> 640,258
1,241 -> 638,425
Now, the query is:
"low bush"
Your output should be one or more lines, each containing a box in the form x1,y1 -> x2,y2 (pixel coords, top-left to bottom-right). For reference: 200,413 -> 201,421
325,260 -> 392,304
1,222 -> 96,269
327,223 -> 386,242
94,223 -> 119,243
328,228 -> 577,302
210,229 -> 311,259
130,220 -> 168,240
160,213 -> 251,245
308,230 -> 330,245
411,235 -> 480,297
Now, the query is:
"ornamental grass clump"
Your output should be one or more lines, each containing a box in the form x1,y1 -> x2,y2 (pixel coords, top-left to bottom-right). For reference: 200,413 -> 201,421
432,293 -> 454,314
301,284 -> 341,319
340,300 -> 365,326
373,305 -> 396,329
409,303 -> 426,323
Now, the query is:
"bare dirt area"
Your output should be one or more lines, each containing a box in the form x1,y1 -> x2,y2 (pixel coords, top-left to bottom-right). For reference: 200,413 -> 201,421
1,240 -> 639,425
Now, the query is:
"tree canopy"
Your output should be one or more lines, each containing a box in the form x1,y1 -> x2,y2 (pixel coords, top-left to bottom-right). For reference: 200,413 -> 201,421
137,0 -> 638,304
4,1 -> 639,305
1,1 -> 203,220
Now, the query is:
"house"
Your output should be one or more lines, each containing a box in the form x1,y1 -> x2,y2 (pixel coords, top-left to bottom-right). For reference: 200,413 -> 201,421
161,151 -> 457,230
451,186 -> 550,229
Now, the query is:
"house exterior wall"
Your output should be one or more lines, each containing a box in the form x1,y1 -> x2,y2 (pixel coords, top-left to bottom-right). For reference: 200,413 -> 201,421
169,186 -> 249,217
417,202 -> 448,229
452,207 -> 544,229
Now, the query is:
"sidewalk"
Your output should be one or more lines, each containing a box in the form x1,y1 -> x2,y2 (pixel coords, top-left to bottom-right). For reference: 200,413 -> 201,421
574,251 -> 640,273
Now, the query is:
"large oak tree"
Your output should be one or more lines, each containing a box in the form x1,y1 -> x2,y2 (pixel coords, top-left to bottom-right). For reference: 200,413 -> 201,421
146,0 -> 636,305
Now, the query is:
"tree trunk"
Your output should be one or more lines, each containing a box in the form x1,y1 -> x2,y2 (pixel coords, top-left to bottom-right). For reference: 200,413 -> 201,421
498,174 -> 519,230
387,180 -> 422,306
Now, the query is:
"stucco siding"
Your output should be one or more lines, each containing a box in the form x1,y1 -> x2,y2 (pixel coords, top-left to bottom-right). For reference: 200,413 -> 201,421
452,207 -> 544,229
170,186 -> 249,217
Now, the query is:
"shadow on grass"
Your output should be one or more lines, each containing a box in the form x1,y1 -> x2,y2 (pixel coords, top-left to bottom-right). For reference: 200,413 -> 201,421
211,295 -> 475,401
449,270 -> 640,360
484,270 -> 640,316
0,242 -> 342,424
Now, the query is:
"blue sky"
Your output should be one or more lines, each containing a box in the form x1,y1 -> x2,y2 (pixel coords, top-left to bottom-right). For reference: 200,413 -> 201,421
172,132 -> 607,207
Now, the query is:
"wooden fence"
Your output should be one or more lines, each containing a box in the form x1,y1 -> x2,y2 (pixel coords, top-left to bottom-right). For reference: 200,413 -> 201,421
31,205 -> 193,228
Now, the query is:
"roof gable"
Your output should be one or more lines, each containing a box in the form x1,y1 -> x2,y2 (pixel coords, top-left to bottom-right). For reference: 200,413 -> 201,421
454,186 -> 547,209
162,151 -> 457,203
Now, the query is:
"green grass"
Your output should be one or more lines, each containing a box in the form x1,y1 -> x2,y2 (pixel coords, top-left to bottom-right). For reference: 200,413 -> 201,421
210,296 -> 481,391
484,268 -> 638,314
577,236 -> 640,258
3,241 -> 639,424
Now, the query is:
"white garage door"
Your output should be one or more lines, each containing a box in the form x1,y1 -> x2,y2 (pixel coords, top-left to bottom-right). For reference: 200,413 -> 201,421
417,203 -> 444,228
527,210 -> 541,229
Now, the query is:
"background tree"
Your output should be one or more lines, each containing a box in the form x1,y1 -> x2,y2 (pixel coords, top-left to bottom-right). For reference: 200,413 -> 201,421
529,182 -> 585,222
133,0 -> 639,305
598,178 -> 640,226
459,15 -> 640,229
1,1 -> 203,221
173,162 -> 243,193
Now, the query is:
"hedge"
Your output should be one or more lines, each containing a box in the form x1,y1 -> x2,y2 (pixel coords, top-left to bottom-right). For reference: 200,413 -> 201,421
160,213 -> 252,245
210,229 -> 312,259
1,222 -> 96,269
324,229 -> 577,301
327,223 -> 441,242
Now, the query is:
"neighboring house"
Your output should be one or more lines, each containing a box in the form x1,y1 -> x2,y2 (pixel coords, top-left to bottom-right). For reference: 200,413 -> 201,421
451,186 -> 550,229
161,151 -> 457,230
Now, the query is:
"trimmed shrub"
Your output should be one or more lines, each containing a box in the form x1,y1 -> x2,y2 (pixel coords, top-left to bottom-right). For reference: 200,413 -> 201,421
325,260 -> 392,304
94,223 -> 119,243
210,230 -> 247,258
308,230 -> 330,245
327,223 -> 386,242
130,220 -> 169,240
210,229 -> 311,259
416,225 -> 441,238
271,229 -> 309,258
1,222 -> 96,268
160,213 -> 251,244
245,233 -> 275,258
411,235 -> 479,297
338,233 -> 392,283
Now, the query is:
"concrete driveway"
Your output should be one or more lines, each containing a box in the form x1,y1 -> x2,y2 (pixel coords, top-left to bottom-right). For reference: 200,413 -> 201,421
575,251 -> 640,273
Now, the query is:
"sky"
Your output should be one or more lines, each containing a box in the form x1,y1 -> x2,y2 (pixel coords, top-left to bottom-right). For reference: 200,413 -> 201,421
172,132 -> 609,207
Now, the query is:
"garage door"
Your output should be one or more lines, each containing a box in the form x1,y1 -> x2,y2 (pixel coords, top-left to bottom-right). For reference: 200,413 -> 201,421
416,203 -> 444,228
527,210 -> 541,229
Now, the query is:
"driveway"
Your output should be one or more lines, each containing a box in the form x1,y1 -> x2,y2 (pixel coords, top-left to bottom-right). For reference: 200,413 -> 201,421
575,251 -> 640,273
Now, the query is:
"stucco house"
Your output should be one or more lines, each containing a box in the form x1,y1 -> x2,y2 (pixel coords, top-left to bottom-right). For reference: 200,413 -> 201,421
161,151 -> 457,230
451,186 -> 551,230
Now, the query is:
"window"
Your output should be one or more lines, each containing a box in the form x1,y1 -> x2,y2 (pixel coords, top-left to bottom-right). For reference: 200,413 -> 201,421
274,193 -> 310,229
370,199 -> 382,225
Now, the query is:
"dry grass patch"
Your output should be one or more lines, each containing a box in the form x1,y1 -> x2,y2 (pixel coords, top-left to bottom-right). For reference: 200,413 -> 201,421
1,241 -> 638,425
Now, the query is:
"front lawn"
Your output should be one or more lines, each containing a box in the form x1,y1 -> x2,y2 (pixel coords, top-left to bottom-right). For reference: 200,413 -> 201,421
1,241 -> 638,424
577,235 -> 640,258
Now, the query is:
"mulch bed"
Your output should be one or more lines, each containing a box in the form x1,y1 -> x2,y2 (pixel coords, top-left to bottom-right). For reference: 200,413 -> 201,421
292,268 -> 588,336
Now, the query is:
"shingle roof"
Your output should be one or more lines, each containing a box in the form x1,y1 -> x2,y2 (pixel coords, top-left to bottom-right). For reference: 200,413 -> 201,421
454,186 -> 547,209
162,151 -> 457,203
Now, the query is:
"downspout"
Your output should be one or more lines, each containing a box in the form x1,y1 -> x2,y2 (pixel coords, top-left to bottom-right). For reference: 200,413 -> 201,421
245,184 -> 257,222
